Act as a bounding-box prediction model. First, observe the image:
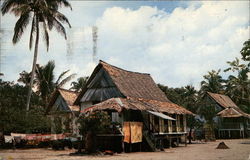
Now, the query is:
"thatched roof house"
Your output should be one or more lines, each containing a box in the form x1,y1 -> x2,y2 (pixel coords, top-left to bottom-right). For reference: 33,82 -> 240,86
75,60 -> 194,151
47,88 -> 80,135
207,92 -> 249,118
207,92 -> 250,138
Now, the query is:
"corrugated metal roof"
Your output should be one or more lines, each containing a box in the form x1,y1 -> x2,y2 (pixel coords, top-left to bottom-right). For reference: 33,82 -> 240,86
147,111 -> 176,120
207,92 -> 238,108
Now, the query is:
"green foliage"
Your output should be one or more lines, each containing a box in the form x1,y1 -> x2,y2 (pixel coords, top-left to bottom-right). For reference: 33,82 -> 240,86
0,80 -> 51,134
240,39 -> 250,64
200,70 -> 225,97
1,0 -> 72,113
19,60 -> 76,107
70,76 -> 89,92
158,84 -> 203,129
224,58 -> 250,114
78,111 -> 111,136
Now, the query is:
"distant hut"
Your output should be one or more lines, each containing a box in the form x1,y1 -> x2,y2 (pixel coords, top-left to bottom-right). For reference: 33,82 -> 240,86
207,92 -> 250,138
47,88 -> 80,135
75,60 -> 194,151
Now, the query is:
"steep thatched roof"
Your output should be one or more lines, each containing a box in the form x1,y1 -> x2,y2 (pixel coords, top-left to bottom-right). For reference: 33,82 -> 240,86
207,92 -> 238,109
75,60 -> 170,104
48,88 -> 80,112
82,97 -> 194,115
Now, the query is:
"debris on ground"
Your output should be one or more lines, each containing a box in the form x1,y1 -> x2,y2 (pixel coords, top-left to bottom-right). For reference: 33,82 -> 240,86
216,142 -> 229,149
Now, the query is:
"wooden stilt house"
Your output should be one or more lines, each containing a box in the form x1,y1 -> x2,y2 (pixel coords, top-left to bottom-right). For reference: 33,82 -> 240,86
207,92 -> 250,138
75,60 -> 194,151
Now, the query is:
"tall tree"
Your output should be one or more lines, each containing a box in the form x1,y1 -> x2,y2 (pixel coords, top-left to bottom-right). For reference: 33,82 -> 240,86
1,0 -> 71,113
70,76 -> 89,92
200,70 -> 225,97
224,58 -> 250,113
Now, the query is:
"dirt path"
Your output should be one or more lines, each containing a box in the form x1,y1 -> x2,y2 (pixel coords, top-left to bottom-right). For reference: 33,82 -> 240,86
0,139 -> 249,160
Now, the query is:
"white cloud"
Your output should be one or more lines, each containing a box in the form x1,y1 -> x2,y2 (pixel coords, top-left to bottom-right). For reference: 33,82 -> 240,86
94,1 -> 249,88
1,1 -> 249,89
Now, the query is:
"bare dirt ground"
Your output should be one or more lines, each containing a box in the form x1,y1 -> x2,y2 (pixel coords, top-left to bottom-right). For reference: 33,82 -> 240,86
0,139 -> 250,160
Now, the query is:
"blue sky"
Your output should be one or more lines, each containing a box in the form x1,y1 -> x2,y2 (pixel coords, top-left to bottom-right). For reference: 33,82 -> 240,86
0,1 -> 249,89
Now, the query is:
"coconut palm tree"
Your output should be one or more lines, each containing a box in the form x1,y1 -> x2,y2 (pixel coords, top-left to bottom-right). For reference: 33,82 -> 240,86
35,60 -> 76,106
1,0 -> 71,113
200,70 -> 225,97
224,57 -> 250,113
70,76 -> 89,92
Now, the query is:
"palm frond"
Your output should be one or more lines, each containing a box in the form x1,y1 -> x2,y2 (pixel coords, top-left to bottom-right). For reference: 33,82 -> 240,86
42,21 -> 50,51
10,3 -> 30,16
1,0 -> 27,15
55,69 -> 69,85
54,10 -> 71,28
52,17 -> 67,39
57,73 -> 76,88
49,0 -> 72,10
12,10 -> 31,44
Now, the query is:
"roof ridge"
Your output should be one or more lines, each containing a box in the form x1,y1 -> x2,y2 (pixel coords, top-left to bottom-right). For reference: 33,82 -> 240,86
99,60 -> 150,75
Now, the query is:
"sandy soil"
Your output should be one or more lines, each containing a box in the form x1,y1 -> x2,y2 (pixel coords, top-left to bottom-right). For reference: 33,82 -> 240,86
0,139 -> 250,160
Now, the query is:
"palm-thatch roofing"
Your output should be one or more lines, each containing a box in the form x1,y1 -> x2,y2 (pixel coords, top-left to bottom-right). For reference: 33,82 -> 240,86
75,60 -> 170,104
82,97 -> 194,115
48,88 -> 80,112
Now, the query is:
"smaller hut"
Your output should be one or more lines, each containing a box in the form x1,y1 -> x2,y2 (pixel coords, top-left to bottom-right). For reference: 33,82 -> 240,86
47,88 -> 80,135
207,92 -> 250,138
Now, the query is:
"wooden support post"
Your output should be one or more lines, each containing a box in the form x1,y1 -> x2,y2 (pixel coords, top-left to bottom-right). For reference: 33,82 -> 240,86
140,142 -> 142,152
169,137 -> 172,148
122,141 -> 125,153
177,137 -> 179,147
185,134 -> 187,147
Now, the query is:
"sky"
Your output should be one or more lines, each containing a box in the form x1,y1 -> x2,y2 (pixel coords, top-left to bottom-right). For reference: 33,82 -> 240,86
0,1 -> 249,89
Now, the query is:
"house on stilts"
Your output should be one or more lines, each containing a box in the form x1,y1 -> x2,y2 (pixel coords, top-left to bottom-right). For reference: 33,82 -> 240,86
74,60 -> 194,152
206,92 -> 250,139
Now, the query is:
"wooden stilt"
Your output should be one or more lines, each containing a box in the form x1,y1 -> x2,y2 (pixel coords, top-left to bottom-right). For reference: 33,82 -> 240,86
177,137 -> 179,147
185,134 -> 187,147
169,137 -> 172,148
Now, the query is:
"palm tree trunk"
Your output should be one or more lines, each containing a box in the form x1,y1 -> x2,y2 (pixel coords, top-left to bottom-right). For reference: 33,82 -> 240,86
26,19 -> 39,114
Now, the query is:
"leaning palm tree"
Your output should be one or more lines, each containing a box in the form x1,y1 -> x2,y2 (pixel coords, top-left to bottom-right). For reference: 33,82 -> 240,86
35,60 -> 76,106
1,0 -> 71,112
